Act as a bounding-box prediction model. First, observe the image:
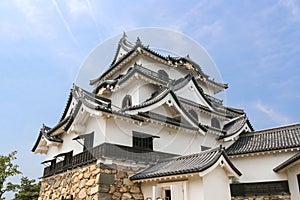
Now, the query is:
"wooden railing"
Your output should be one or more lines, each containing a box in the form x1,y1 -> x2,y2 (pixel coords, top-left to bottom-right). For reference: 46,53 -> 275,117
43,143 -> 176,177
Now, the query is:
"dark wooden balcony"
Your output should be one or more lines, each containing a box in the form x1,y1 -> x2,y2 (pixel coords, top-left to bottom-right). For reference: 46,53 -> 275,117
42,143 -> 177,177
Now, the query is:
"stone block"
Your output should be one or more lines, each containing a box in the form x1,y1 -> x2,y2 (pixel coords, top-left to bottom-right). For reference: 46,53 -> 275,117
99,184 -> 110,193
100,174 -> 115,185
99,192 -> 112,200
132,193 -> 144,200
86,179 -> 95,186
122,193 -> 132,199
123,178 -> 133,186
91,185 -> 99,195
78,188 -> 87,199
130,185 -> 141,193
116,171 -> 127,179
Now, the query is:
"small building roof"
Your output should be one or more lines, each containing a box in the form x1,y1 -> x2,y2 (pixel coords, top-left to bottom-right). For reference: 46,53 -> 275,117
218,114 -> 253,141
130,146 -> 241,181
31,124 -> 63,153
226,123 -> 300,156
273,151 -> 300,172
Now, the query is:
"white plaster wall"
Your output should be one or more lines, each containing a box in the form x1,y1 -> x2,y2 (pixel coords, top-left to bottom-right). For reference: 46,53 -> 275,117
103,115 -> 219,155
187,176 -> 204,200
104,117 -> 133,146
286,163 -> 300,200
140,182 -> 156,200
111,79 -> 145,108
138,83 -> 158,104
140,170 -> 231,200
136,56 -> 185,80
152,104 -> 179,118
84,116 -> 106,147
197,80 -> 214,96
109,60 -> 136,79
230,152 -> 296,182
176,82 -> 210,108
45,132 -> 82,160
180,102 -> 226,130
202,166 -> 231,200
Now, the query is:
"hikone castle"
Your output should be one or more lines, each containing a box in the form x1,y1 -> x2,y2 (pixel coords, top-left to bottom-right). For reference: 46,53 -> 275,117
32,33 -> 300,200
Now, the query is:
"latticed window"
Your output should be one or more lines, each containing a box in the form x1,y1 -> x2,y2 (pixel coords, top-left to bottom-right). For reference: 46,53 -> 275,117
83,132 -> 94,151
133,131 -> 154,151
122,95 -> 132,108
211,117 -> 221,129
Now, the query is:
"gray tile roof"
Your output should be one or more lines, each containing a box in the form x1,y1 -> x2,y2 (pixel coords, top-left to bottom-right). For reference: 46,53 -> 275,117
130,146 -> 241,180
32,124 -> 63,152
218,115 -> 253,140
273,151 -> 300,172
226,123 -> 300,155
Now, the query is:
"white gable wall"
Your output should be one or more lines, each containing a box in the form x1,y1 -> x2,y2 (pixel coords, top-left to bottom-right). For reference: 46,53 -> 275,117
84,116 -> 106,147
202,165 -> 231,200
230,152 -> 294,182
286,163 -> 300,200
187,176 -> 204,200
140,166 -> 232,200
175,82 -> 210,108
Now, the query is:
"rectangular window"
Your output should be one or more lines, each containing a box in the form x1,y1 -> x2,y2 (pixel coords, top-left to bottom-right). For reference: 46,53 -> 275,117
164,189 -> 171,200
82,132 -> 94,151
50,159 -> 56,171
63,151 -> 73,166
230,181 -> 290,197
133,131 -> 154,151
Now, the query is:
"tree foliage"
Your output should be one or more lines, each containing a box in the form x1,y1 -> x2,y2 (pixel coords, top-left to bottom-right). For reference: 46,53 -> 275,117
13,177 -> 40,200
0,151 -> 22,199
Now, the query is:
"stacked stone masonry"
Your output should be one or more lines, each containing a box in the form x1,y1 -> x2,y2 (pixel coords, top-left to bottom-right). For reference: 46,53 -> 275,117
38,163 -> 144,200
231,195 -> 290,200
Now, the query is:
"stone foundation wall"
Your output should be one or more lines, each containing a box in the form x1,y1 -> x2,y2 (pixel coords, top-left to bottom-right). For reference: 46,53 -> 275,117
231,195 -> 290,200
38,162 -> 144,200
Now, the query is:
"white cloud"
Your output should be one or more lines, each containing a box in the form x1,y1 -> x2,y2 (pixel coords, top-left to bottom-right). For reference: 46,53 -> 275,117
0,0 -> 56,41
255,101 -> 291,125
66,0 -> 90,20
280,0 -> 300,21
52,0 -> 82,52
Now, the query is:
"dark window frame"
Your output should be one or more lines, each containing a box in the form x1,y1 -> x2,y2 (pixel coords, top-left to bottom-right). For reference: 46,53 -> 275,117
132,131 -> 158,151
82,132 -> 94,151
297,174 -> 300,192
230,181 -> 290,197
122,95 -> 132,108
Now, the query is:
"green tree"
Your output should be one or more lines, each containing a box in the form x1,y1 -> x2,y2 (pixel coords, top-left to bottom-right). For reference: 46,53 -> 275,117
0,151 -> 22,199
13,177 -> 40,200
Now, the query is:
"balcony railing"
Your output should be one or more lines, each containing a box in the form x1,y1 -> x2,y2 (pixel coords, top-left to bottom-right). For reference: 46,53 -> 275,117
43,143 -> 176,177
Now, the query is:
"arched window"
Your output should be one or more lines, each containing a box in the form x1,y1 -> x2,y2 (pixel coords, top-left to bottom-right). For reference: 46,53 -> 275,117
158,69 -> 169,79
188,110 -> 198,121
211,118 -> 221,129
122,95 -> 132,108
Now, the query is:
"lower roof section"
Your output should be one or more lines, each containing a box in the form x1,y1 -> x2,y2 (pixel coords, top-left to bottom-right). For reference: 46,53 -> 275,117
226,123 -> 300,156
130,146 -> 241,181
273,151 -> 300,172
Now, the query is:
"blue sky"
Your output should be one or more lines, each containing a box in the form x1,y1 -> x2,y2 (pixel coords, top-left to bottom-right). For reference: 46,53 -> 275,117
0,0 -> 300,196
